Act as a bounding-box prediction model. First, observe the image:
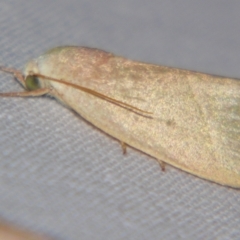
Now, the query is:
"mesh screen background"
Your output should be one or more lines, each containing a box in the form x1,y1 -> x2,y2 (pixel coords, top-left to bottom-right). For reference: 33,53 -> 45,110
0,1 -> 240,240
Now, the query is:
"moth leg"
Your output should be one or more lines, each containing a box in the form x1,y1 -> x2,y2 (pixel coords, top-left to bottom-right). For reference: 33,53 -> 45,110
0,88 -> 50,97
157,160 -> 166,171
120,141 -> 127,154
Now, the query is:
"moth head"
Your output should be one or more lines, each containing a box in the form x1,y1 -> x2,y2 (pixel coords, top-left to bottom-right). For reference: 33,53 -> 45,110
24,59 -> 44,90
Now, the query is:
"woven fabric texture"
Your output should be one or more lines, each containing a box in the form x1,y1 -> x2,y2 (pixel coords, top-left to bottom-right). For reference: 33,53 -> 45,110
0,1 -> 240,240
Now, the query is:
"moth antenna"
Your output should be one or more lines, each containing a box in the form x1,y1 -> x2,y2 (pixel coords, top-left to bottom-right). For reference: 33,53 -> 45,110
34,73 -> 153,116
0,66 -> 25,86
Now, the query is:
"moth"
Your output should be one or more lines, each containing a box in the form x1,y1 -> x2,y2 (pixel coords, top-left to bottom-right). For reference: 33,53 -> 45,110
1,46 -> 240,188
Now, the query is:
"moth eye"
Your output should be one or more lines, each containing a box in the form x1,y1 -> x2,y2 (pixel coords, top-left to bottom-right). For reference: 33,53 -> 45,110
25,75 -> 40,90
